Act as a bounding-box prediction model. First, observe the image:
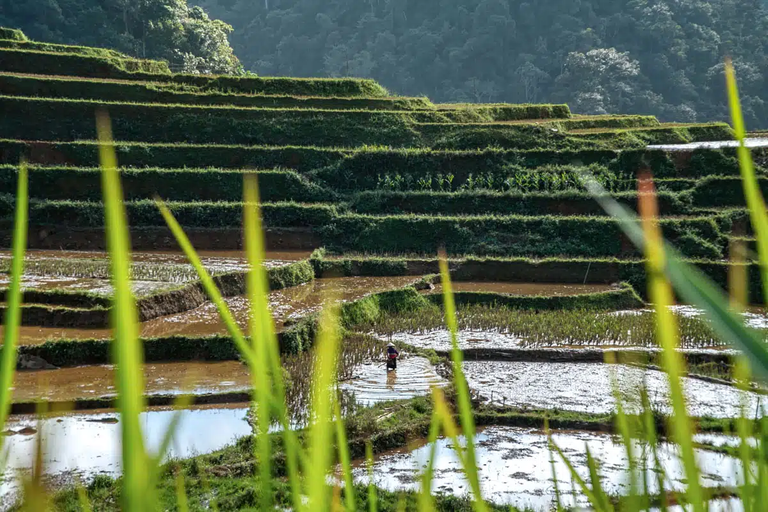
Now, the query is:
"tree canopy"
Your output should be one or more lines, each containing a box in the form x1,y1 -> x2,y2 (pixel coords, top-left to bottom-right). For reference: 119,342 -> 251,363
198,0 -> 768,127
0,0 -> 241,74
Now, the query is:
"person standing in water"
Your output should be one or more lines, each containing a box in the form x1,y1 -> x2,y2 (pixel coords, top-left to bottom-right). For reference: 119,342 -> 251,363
386,342 -> 399,370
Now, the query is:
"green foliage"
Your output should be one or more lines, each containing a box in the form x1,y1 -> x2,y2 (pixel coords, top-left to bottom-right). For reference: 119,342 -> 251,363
0,139 -> 347,170
0,165 -> 334,202
0,40 -> 140,60
436,103 -> 570,122
425,285 -> 644,311
430,125 -> 606,151
10,199 -> 336,228
0,48 -> 170,77
0,1 -> 240,74
0,27 -> 27,41
0,73 -> 429,110
0,96 -> 428,147
202,0 -> 768,127
320,213 -> 724,259
349,190 -> 691,216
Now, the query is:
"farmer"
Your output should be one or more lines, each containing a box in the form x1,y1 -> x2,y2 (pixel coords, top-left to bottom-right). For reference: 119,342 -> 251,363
386,342 -> 399,370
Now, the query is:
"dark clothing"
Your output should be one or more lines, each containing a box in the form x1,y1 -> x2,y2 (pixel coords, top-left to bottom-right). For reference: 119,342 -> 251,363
386,346 -> 398,370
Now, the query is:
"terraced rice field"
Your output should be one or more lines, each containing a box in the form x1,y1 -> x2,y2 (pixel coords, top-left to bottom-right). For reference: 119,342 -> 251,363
1,27 -> 766,510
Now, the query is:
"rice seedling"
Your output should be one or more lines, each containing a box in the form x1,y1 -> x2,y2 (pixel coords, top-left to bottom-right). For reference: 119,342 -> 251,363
360,304 -> 741,349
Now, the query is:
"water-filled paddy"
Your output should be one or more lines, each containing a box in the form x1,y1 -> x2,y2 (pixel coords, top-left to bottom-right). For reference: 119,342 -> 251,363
338,356 -> 447,406
463,361 -> 766,418
0,405 -> 252,507
10,275 -> 419,343
354,425 -> 743,510
11,361 -> 251,403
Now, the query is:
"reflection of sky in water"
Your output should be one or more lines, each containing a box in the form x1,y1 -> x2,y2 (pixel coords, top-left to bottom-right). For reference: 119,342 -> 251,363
464,361 -> 766,419
339,356 -> 447,406
647,138 -> 768,150
355,426 -> 744,511
376,329 -> 522,351
0,406 -> 251,506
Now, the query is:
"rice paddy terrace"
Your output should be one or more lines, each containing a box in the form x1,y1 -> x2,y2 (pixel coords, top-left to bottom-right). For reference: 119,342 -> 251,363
1,27 -> 767,510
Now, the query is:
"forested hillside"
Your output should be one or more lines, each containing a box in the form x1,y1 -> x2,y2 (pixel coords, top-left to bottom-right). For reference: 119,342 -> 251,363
198,0 -> 768,128
0,0 -> 241,74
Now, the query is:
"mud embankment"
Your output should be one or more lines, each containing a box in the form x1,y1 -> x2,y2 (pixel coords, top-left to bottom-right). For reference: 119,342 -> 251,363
3,260 -> 315,328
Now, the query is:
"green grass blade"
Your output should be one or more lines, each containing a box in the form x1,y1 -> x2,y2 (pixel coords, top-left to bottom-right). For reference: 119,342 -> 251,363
306,301 -> 341,510
243,175 -> 274,511
0,160 -> 27,444
585,445 -> 612,511
96,111 -> 148,512
155,199 -> 256,368
725,60 -> 768,306
735,359 -> 755,512
76,482 -> 92,512
582,175 -> 768,380
334,399 -> 356,512
607,355 -> 639,511
366,441 -> 377,512
544,419 -> 563,512
551,438 -> 604,510
438,253 -> 487,511
241,175 -> 302,510
147,394 -> 194,485
418,410 -> 441,512
175,469 -> 189,512
637,176 -> 704,512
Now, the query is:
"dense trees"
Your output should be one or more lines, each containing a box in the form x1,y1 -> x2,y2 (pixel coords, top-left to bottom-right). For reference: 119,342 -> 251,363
0,0 -> 241,74
198,0 -> 768,127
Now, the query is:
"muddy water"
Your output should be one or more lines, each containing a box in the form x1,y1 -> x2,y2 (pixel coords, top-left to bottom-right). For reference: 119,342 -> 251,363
463,361 -> 765,418
139,275 -> 419,339
354,425 -> 743,510
339,356 -> 447,406
0,404 -> 251,507
430,281 -> 615,296
11,276 -> 419,344
11,361 -> 251,403
376,329 -> 522,351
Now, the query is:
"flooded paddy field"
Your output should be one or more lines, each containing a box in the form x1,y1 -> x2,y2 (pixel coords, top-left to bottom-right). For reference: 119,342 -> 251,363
353,425 -> 743,511
463,361 -> 765,418
8,275 -> 420,343
338,356 -> 447,406
0,404 -> 252,507
0,273 -> 179,297
11,361 -> 252,404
